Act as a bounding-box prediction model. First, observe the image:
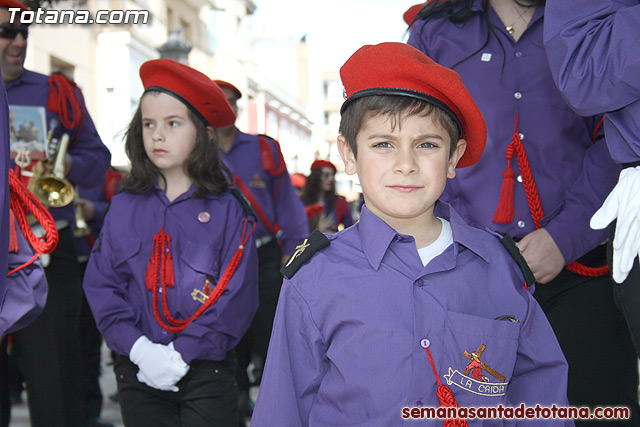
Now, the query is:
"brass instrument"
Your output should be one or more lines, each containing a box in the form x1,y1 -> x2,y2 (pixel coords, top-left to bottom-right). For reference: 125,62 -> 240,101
29,133 -> 75,208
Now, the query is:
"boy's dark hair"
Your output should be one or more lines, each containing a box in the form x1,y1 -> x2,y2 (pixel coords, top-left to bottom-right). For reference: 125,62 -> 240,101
121,90 -> 232,197
339,95 -> 461,158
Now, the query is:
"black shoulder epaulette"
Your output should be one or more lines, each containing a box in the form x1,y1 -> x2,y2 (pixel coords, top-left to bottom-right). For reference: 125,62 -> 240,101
280,230 -> 330,279
230,188 -> 257,221
499,233 -> 535,289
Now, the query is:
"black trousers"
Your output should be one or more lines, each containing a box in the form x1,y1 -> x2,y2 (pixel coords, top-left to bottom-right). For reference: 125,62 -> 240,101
534,245 -> 640,426
115,354 -> 238,427
234,239 -> 283,391
607,224 -> 640,359
11,227 -> 86,427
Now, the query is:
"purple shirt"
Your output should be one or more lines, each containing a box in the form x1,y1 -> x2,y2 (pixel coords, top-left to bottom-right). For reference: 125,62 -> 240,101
220,131 -> 308,255
1,222 -> 47,337
408,2 -> 621,264
6,69 -> 111,225
83,185 -> 258,363
252,203 -> 570,426
544,0 -> 640,164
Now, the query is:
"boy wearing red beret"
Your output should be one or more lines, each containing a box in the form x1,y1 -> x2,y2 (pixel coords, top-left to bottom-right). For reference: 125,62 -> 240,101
251,42 -> 571,426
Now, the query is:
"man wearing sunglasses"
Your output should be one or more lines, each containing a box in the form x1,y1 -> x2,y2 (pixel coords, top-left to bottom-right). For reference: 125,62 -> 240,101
0,1 -> 112,427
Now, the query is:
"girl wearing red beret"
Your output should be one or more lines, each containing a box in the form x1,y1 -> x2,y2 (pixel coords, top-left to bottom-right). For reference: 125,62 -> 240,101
303,160 -> 353,234
83,59 -> 258,427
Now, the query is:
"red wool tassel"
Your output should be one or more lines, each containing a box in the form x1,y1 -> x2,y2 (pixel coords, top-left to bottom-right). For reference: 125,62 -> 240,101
492,158 -> 515,224
164,249 -> 175,288
425,347 -> 468,427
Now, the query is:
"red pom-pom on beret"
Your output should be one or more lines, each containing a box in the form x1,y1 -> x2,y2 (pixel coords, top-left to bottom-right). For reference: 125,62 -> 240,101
339,42 -> 486,168
311,160 -> 337,173
140,59 -> 235,128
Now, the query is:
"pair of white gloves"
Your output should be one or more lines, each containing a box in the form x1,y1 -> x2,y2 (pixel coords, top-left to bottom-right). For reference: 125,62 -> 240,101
591,166 -> 640,284
129,335 -> 190,392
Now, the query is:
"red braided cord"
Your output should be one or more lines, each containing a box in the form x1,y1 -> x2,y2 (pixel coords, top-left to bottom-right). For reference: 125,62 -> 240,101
233,175 -> 281,235
507,114 -> 608,277
46,73 -> 86,146
150,219 -> 256,333
424,348 -> 468,427
8,169 -> 59,255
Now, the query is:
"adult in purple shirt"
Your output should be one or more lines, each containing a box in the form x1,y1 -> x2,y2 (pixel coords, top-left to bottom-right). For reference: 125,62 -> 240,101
543,0 -> 640,359
408,1 -> 639,423
214,79 -> 308,420
0,2 -> 111,426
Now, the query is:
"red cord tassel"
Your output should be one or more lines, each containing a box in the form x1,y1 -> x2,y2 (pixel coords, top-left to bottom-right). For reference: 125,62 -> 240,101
492,155 -> 516,224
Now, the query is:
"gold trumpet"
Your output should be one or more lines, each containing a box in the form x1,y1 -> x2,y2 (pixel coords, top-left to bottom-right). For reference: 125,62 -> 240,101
29,133 -> 75,208
73,195 -> 92,238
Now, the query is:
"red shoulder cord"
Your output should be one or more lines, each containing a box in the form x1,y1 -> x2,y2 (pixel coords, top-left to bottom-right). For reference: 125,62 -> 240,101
144,219 -> 256,333
424,347 -> 468,427
258,135 -> 286,177
492,114 -> 609,277
46,73 -> 86,144
233,175 -> 281,235
7,169 -> 59,276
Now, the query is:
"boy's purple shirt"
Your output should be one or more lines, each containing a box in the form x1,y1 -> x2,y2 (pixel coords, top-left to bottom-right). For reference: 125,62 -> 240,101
252,203 -> 570,426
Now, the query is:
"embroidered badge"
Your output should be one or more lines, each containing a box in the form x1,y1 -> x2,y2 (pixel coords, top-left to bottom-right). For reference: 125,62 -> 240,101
191,278 -> 213,304
248,173 -> 266,188
444,344 -> 509,397
285,238 -> 310,268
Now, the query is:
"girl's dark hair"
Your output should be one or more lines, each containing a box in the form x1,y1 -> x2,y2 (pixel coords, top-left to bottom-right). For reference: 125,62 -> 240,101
121,91 -> 232,197
302,167 -> 337,217
412,0 -> 544,69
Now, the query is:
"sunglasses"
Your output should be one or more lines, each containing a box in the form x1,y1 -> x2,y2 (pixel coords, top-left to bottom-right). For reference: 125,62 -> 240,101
0,25 -> 29,40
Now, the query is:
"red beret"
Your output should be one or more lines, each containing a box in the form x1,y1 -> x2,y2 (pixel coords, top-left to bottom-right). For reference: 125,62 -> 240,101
290,172 -> 306,189
340,42 -> 486,168
214,80 -> 242,100
311,160 -> 337,173
140,59 -> 235,128
403,3 -> 425,26
0,0 -> 28,10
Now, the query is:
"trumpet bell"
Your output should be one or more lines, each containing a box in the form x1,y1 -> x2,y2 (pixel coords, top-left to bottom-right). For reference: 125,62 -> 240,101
32,176 -> 75,207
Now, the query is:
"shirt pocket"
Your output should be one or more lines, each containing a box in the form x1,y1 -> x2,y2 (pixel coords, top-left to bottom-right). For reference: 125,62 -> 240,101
179,241 -> 222,304
440,310 -> 520,408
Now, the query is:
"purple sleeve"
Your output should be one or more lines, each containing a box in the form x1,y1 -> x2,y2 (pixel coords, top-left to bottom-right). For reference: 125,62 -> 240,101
1,227 -> 47,336
544,135 -> 621,263
544,0 -> 640,163
274,169 -> 308,255
83,210 -> 143,356
251,278 -> 327,426
173,216 -> 259,363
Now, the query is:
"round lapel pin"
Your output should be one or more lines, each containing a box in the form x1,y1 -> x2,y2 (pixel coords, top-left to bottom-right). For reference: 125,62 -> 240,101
198,211 -> 211,223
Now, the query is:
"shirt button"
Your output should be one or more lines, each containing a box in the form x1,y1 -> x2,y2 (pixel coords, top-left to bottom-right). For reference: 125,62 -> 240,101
517,175 -> 523,183
414,278 -> 424,287
519,132 -> 525,140
420,338 -> 430,348
514,91 -> 522,99
162,330 -> 167,335
517,220 -> 526,228
515,51 -> 522,58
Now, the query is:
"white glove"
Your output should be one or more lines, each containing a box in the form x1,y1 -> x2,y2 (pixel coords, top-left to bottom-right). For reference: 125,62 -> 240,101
591,166 -> 640,284
129,336 -> 190,392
